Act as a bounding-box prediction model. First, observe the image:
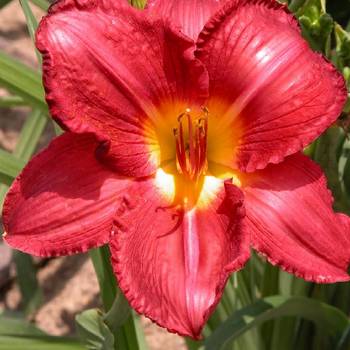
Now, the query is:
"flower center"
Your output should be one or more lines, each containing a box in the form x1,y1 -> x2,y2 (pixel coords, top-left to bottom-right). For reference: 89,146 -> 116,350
173,107 -> 209,181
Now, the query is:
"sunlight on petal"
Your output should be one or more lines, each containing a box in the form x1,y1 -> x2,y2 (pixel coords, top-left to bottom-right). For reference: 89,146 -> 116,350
155,168 -> 175,201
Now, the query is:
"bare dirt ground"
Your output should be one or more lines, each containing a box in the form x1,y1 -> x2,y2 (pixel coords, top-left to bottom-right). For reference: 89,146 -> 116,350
0,2 -> 185,349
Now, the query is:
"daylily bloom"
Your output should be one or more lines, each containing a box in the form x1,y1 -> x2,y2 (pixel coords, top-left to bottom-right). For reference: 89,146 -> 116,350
3,0 -> 350,338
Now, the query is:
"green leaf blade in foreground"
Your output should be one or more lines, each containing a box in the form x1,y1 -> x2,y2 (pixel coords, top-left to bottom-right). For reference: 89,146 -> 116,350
76,309 -> 114,350
89,246 -> 148,350
0,336 -> 84,350
0,51 -> 47,111
0,95 -> 27,107
14,109 -> 47,161
204,296 -> 349,350
0,314 -> 45,336
0,149 -> 25,185
19,0 -> 42,65
0,109 -> 47,210
0,315 -> 84,350
29,0 -> 49,11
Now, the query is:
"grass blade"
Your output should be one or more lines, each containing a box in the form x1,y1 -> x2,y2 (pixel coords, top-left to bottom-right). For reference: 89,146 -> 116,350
19,0 -> 42,65
0,51 -> 46,111
0,150 -> 25,185
0,109 -> 47,312
89,246 -> 148,350
13,251 -> 43,315
0,336 -> 84,350
29,0 -> 49,11
14,109 -> 47,161
204,296 -> 349,350
0,95 -> 27,107
0,314 -> 84,350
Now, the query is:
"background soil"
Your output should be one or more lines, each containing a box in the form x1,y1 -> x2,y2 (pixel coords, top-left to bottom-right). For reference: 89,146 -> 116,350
0,2 -> 185,349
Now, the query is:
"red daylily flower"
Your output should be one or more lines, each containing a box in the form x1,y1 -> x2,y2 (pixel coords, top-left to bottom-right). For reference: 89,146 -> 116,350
3,0 -> 350,338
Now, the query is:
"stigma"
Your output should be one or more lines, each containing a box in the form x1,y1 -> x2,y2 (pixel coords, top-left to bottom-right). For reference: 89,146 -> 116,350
173,107 -> 209,181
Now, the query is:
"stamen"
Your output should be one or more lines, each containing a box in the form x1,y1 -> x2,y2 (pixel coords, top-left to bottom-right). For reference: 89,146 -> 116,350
174,107 -> 209,181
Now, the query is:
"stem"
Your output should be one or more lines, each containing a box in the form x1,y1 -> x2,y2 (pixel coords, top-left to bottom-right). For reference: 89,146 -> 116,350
89,246 -> 128,349
89,245 -> 148,350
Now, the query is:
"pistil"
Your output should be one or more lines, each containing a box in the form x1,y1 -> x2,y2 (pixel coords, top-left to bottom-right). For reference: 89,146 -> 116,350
173,108 -> 209,181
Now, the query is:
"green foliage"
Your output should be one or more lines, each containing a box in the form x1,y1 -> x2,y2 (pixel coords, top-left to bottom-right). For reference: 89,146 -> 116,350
29,0 -> 49,11
0,0 -> 350,350
0,52 -> 46,110
76,309 -> 115,350
204,296 -> 349,350
0,314 -> 84,350
89,246 -> 148,350
295,0 -> 333,52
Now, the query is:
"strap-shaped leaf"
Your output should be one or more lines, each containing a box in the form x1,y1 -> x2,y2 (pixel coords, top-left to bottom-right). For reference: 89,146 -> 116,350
0,51 -> 47,111
20,0 -> 42,65
204,296 -> 349,350
29,0 -> 49,11
0,336 -> 85,350
89,246 -> 148,350
14,109 -> 47,162
0,315 -> 84,350
0,149 -> 25,185
0,95 -> 26,107
76,309 -> 114,350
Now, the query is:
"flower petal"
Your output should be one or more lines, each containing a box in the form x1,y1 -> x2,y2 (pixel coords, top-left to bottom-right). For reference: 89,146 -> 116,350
243,153 -> 350,283
36,0 -> 208,177
146,0 -> 224,40
196,0 -> 346,172
2,133 -> 131,257
110,174 -> 249,338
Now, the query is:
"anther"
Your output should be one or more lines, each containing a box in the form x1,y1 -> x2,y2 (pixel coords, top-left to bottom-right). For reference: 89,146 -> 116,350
174,107 -> 209,181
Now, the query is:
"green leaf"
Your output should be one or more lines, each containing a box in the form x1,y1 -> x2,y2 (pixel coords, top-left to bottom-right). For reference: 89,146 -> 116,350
76,309 -> 114,350
204,296 -> 349,350
0,336 -> 84,350
260,263 -> 280,350
89,246 -> 117,311
0,314 -> 84,350
13,251 -> 43,315
19,0 -> 42,65
0,314 -> 45,336
0,109 -> 47,209
14,109 -> 47,161
29,0 -> 49,11
3,110 -> 47,312
0,95 -> 27,107
337,324 -> 350,350
341,137 -> 350,196
344,154 -> 350,196
0,150 -> 25,185
289,0 -> 307,12
296,0 -> 333,53
313,126 -> 350,214
0,51 -> 47,111
89,246 -> 148,350
334,23 -> 350,71
103,290 -> 131,333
